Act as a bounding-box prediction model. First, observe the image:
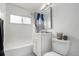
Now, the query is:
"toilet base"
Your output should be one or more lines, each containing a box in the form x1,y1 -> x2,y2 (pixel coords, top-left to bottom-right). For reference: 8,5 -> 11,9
43,52 -> 62,56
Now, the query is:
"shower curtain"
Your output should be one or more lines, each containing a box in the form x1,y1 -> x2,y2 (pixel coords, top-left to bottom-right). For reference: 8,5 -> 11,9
0,18 -> 5,56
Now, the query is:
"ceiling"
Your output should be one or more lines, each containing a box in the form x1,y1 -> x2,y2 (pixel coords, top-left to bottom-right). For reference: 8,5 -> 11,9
11,3 -> 44,12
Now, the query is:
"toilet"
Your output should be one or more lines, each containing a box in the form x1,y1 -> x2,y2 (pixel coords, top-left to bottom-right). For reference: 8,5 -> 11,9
44,52 -> 61,56
44,38 -> 70,56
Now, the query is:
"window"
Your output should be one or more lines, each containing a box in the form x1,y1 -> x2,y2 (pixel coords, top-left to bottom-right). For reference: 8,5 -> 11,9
10,15 -> 31,24
23,17 -> 31,24
10,15 -> 22,24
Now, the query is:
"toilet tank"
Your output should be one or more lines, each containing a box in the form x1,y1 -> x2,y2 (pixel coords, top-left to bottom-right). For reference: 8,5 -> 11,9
52,38 -> 70,56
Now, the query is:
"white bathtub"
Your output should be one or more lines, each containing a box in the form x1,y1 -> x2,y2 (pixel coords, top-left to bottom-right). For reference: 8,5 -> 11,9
4,41 -> 34,56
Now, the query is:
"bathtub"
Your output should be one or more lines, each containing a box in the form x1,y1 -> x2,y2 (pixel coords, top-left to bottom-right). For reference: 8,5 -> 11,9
4,41 -> 34,56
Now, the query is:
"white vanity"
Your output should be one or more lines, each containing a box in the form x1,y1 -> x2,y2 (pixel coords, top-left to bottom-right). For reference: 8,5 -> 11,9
33,31 -> 52,56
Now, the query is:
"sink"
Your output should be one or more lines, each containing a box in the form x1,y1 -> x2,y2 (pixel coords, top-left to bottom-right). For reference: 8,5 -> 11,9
40,29 -> 54,33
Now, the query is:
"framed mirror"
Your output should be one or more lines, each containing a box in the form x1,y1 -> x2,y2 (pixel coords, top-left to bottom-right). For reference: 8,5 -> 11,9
43,5 -> 53,29
33,3 -> 53,33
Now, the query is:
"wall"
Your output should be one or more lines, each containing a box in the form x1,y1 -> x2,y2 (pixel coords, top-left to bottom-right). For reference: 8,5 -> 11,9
53,3 -> 79,56
5,4 -> 32,50
0,3 -> 6,20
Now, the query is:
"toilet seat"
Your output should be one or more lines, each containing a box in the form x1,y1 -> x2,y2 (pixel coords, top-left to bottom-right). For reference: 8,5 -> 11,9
44,52 -> 62,56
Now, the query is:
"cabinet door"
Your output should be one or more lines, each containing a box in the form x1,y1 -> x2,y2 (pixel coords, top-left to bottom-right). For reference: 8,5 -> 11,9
33,38 -> 41,56
36,38 -> 41,56
41,33 -> 52,55
33,38 -> 37,55
33,33 -> 41,55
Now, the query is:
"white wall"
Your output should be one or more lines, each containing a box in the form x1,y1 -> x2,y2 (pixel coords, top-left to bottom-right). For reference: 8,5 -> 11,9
53,3 -> 79,56
5,4 -> 32,50
0,3 -> 6,20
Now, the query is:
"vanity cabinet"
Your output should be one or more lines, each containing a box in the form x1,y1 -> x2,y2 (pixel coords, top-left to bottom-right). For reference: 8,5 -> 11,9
33,32 -> 52,56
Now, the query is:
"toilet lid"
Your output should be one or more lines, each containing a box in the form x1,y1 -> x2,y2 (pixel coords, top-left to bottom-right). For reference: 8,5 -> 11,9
44,52 -> 62,56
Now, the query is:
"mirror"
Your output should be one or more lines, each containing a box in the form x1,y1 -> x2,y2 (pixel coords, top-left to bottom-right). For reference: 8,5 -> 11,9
43,6 -> 53,29
33,3 -> 53,33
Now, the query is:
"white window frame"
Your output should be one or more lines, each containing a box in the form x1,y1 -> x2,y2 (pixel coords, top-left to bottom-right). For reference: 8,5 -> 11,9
10,14 -> 31,24
22,17 -> 31,24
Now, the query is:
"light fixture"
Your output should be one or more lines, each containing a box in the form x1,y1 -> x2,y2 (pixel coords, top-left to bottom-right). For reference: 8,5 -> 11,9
46,3 -> 50,5
40,4 -> 47,10
40,3 -> 53,11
